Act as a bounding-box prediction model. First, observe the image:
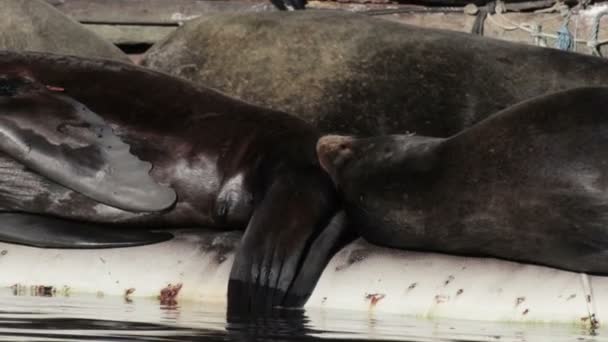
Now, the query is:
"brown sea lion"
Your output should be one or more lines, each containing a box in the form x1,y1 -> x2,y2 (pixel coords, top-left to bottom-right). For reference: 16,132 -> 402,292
316,87 -> 608,274
142,12 -> 608,137
0,51 -> 347,313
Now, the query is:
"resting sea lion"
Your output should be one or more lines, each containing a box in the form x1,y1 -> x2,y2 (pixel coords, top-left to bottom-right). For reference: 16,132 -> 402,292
317,87 -> 608,274
143,12 -> 608,137
0,51 -> 346,313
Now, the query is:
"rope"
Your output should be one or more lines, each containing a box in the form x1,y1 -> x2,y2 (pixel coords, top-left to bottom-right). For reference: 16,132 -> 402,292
486,12 -> 518,31
358,0 -> 608,56
573,12 -> 580,52
555,12 -> 573,51
588,9 -> 608,56
472,2 -> 496,36
485,3 -> 608,56
555,24 -> 573,50
532,23 -> 548,46
488,11 -> 588,46
361,7 -> 462,16
580,273 -> 600,329
359,0 -> 608,56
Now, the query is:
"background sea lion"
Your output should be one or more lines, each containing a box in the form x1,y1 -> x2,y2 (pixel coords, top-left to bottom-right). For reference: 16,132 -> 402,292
0,51 -> 346,313
143,12 -> 608,137
316,87 -> 608,274
0,0 -> 128,62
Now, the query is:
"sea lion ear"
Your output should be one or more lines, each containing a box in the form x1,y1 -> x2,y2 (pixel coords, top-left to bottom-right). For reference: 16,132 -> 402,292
0,81 -> 176,212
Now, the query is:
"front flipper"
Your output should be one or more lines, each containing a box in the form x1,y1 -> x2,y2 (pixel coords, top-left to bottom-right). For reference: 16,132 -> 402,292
0,76 -> 176,212
0,213 -> 172,248
227,169 -> 344,314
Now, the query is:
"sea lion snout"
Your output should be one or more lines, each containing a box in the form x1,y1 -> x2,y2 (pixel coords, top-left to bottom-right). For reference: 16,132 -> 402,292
316,135 -> 354,182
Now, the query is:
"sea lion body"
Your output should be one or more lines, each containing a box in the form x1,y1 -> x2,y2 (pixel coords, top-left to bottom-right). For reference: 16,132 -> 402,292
144,12 -> 608,137
317,87 -> 608,274
0,51 -> 345,312
0,77 -> 311,228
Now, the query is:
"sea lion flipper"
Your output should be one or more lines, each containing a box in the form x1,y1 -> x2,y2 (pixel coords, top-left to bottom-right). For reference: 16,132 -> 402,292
282,211 -> 351,306
0,213 -> 173,249
227,171 -> 339,313
0,77 -> 177,212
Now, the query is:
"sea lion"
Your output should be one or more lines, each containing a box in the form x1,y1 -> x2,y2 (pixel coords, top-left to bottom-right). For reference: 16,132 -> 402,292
0,0 -> 128,62
0,51 -> 347,313
316,87 -> 608,274
142,12 -> 608,137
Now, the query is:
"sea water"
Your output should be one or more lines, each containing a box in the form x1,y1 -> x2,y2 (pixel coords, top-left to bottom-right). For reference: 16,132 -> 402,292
0,289 -> 605,342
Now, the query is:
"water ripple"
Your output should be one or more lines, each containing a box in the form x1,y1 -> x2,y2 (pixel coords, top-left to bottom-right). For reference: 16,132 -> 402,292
0,289 -> 605,341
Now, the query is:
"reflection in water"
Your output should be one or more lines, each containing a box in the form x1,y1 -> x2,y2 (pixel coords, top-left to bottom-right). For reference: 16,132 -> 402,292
0,288 -> 605,342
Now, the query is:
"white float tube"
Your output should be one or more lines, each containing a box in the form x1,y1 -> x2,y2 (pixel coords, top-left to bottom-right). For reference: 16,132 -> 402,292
0,229 -> 604,327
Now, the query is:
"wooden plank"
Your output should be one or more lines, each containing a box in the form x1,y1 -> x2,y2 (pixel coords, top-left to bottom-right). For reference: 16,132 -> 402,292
48,0 -> 277,25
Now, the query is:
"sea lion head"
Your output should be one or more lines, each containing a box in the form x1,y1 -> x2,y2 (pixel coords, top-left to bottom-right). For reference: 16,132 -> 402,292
317,133 -> 444,189
317,134 -> 445,236
316,135 -> 354,185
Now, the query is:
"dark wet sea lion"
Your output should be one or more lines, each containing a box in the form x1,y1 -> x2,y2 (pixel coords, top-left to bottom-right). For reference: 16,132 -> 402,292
317,87 -> 608,274
0,0 -> 128,62
143,12 -> 608,137
0,51 -> 346,313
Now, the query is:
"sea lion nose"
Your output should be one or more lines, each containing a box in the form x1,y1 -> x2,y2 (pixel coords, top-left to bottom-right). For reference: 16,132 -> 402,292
316,135 -> 354,181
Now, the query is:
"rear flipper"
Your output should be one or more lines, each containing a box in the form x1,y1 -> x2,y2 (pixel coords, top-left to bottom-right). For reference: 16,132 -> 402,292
283,211 -> 351,307
227,170 -> 345,314
0,212 -> 173,249
0,75 -> 176,213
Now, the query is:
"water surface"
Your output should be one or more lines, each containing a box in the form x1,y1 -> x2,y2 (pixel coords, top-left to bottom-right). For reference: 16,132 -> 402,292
0,289 -> 605,341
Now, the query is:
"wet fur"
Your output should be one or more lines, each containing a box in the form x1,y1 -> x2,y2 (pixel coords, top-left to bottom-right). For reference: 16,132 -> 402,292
0,51 -> 344,313
143,12 -> 608,137
324,87 -> 608,275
